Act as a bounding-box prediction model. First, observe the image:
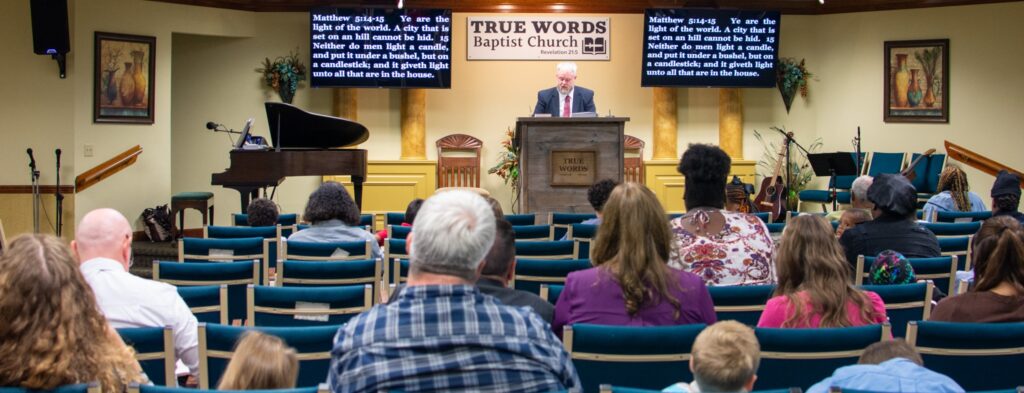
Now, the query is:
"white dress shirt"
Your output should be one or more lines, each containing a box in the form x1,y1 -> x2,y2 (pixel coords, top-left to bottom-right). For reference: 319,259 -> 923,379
81,257 -> 199,376
558,88 -> 574,117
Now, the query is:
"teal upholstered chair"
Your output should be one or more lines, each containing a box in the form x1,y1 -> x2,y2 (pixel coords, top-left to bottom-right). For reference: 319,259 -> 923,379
391,258 -> 411,286
938,235 -> 973,271
864,152 -> 906,177
567,223 -> 598,259
176,285 -> 228,324
127,384 -> 318,393
197,323 -> 339,389
512,258 -> 592,295
117,327 -> 175,386
766,223 -> 786,234
753,211 -> 772,223
178,237 -> 271,285
907,153 -> 946,200
204,226 -> 281,285
859,282 -> 934,337
798,152 -> 866,210
564,323 -> 707,393
154,260 -> 259,324
0,384 -> 100,393
907,321 -> 1024,391
598,386 -> 801,393
358,213 -> 373,231
233,212 -> 298,227
276,259 -> 381,301
922,221 -> 982,236
385,238 -> 408,263
282,239 -> 372,261
514,240 -> 579,259
246,284 -> 371,327
504,213 -> 537,226
933,210 -> 992,223
754,324 -> 890,389
539,284 -> 565,305
386,225 -> 412,239
385,212 -> 406,226
550,212 -> 598,239
707,285 -> 776,326
512,224 -> 555,240
856,255 -> 956,295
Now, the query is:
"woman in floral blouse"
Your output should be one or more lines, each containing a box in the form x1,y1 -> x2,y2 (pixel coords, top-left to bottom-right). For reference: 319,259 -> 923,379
668,144 -> 775,286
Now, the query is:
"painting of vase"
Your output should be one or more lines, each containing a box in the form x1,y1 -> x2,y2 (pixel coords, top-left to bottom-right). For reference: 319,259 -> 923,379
94,32 -> 156,124
884,39 -> 949,123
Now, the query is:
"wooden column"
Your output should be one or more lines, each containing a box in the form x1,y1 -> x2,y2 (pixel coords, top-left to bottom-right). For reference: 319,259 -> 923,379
718,88 -> 743,159
652,87 -> 678,160
401,89 -> 427,160
332,88 -> 357,120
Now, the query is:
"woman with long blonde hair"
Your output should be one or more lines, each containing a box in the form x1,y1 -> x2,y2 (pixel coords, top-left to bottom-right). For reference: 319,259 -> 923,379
218,331 -> 299,390
552,183 -> 716,336
758,215 -> 887,328
0,234 -> 144,391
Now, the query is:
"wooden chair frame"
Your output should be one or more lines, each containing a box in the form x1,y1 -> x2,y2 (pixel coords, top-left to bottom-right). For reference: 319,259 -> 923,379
245,284 -> 373,326
281,239 -> 372,261
436,133 -> 483,188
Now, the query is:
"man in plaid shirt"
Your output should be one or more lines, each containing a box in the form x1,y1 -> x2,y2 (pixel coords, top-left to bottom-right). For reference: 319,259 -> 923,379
328,190 -> 580,393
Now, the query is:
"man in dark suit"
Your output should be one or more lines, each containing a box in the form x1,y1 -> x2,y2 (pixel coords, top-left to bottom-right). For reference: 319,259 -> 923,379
534,62 -> 596,117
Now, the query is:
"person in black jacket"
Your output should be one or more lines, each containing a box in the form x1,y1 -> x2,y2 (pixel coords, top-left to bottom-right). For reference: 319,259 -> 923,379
839,174 -> 940,265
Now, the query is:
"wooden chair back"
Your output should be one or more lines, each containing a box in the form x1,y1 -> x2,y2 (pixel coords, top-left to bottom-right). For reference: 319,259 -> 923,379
436,133 -> 483,188
624,134 -> 645,184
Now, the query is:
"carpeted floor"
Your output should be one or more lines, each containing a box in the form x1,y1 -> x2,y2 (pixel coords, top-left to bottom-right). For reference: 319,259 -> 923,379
130,239 -> 177,279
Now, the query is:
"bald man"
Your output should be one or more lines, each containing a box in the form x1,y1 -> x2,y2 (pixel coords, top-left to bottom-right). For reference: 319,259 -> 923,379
73,208 -> 199,380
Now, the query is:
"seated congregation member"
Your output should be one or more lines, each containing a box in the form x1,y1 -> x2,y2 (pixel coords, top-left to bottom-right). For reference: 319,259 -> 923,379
827,175 -> 875,222
923,165 -> 987,221
758,215 -> 887,328
991,170 -> 1024,225
868,250 -> 917,285
668,144 -> 775,286
807,339 -> 963,393
662,321 -> 761,393
478,219 -> 555,322
0,234 -> 145,391
931,216 -> 1024,322
836,208 -> 873,238
72,208 -> 200,379
840,173 -> 940,265
329,190 -> 579,392
289,181 -> 382,260
374,198 -> 423,246
559,178 -> 616,240
218,331 -> 298,390
553,183 -> 716,336
247,197 -> 279,226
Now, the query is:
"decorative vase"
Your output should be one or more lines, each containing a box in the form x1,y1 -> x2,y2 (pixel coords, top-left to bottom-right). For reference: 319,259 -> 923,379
894,54 -> 910,108
907,69 -> 923,107
923,75 -> 936,107
278,82 -> 295,104
102,69 -> 118,105
131,50 -> 147,106
118,62 -> 136,106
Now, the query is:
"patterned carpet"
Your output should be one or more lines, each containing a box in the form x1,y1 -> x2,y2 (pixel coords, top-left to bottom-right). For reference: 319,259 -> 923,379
130,239 -> 176,279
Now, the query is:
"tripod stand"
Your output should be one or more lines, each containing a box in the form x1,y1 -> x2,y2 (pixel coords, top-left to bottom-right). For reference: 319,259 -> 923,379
27,149 -> 40,233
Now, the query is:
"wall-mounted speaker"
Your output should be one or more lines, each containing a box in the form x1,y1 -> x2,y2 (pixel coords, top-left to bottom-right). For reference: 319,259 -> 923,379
29,0 -> 70,78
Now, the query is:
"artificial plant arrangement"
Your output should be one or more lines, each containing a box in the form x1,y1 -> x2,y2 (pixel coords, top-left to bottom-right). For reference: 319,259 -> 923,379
487,127 -> 520,211
777,58 -> 813,113
256,50 -> 306,104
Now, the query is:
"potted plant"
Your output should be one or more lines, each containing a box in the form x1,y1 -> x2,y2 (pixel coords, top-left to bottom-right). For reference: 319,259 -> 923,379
753,127 -> 823,211
487,127 -> 520,212
256,50 -> 306,104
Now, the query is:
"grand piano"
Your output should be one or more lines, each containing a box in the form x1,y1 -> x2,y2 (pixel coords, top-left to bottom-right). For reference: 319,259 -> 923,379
212,102 -> 369,213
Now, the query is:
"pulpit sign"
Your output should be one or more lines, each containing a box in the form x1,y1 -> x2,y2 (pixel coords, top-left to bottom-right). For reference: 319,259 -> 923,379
551,150 -> 596,186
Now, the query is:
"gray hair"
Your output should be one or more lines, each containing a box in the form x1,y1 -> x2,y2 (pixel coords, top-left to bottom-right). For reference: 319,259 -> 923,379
851,175 -> 874,204
409,190 -> 496,281
556,62 -> 577,75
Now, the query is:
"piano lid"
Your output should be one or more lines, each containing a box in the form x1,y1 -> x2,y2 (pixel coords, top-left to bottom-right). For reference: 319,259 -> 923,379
265,102 -> 369,149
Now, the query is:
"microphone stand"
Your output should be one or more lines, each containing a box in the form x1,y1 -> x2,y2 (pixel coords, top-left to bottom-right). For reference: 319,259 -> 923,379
853,126 -> 862,174
773,128 -> 811,211
27,150 -> 40,234
55,149 -> 64,237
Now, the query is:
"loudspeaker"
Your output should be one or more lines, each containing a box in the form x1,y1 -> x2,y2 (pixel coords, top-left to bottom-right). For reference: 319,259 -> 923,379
30,0 -> 70,55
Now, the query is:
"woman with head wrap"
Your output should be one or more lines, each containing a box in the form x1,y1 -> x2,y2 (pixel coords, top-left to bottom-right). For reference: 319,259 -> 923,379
922,165 -> 987,222
839,174 -> 940,265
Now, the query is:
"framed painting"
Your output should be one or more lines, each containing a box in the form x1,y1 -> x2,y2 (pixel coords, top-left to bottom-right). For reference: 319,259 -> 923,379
94,32 -> 155,124
884,39 -> 949,123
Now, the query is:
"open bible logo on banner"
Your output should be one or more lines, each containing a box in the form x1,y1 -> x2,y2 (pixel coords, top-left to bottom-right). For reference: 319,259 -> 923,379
467,16 -> 610,60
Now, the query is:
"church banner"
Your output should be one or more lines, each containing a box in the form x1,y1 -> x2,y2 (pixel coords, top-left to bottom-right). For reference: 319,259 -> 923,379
467,16 -> 610,60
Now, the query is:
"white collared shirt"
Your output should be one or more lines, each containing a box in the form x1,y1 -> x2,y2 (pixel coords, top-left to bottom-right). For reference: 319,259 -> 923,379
81,257 -> 199,376
557,87 -> 574,117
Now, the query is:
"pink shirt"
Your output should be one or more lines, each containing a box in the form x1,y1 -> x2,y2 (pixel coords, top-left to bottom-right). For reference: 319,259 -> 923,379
757,290 -> 888,328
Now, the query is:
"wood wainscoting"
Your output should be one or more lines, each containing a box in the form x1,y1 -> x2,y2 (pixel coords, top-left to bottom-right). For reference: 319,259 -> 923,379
325,160 -> 437,229
644,160 -> 757,214
0,186 -> 76,240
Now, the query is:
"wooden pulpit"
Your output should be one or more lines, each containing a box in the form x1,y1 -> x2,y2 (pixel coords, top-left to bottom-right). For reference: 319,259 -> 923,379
515,117 -> 630,215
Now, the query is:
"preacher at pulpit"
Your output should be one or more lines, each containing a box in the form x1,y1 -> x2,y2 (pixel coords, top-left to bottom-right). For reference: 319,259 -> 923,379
534,62 -> 596,117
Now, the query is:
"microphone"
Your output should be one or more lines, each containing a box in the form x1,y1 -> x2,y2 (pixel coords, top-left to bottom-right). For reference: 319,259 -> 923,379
206,121 -> 220,130
55,148 -> 62,168
27,148 -> 36,169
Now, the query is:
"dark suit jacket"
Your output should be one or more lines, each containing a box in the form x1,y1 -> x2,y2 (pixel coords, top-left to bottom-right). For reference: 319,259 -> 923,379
533,86 -> 596,117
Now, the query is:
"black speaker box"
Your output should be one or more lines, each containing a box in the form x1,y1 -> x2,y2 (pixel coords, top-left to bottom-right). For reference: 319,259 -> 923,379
30,0 -> 70,55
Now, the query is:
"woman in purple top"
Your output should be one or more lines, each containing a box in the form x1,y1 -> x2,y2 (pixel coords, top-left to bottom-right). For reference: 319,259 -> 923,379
552,183 -> 717,337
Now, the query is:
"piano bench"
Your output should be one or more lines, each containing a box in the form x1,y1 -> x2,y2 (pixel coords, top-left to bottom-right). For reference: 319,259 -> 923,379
170,192 -> 214,237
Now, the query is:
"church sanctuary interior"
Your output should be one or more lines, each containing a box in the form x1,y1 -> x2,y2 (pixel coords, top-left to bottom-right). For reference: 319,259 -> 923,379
4,1 -> 1024,392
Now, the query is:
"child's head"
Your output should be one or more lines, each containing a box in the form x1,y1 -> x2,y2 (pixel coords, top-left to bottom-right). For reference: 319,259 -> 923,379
690,321 -> 760,392
869,250 -> 916,285
837,208 -> 873,238
217,331 -> 299,390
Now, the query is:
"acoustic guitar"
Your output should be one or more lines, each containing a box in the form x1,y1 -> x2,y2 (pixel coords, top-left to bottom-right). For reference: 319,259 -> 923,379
901,148 -> 936,182
753,132 -> 792,222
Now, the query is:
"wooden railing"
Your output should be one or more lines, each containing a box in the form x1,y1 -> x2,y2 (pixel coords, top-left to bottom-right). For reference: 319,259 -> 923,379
74,145 -> 143,192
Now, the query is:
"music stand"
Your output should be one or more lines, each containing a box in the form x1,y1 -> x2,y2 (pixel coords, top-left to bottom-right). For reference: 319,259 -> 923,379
807,152 -> 860,211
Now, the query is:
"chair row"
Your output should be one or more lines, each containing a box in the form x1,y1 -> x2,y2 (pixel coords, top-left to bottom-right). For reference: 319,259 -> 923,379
799,151 -> 947,210
563,321 -> 1024,392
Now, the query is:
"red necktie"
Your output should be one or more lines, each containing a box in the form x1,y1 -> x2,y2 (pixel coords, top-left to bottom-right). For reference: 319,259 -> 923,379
562,95 -> 571,117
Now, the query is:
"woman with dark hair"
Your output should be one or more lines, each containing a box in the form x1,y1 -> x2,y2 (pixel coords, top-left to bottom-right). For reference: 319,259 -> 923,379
289,181 -> 381,259
922,165 -> 986,221
931,216 -> 1024,322
668,144 -> 775,286
553,183 -> 716,336
247,198 -> 280,227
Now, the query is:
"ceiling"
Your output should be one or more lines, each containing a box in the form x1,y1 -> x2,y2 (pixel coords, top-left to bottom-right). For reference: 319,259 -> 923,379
149,0 -> 1021,14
